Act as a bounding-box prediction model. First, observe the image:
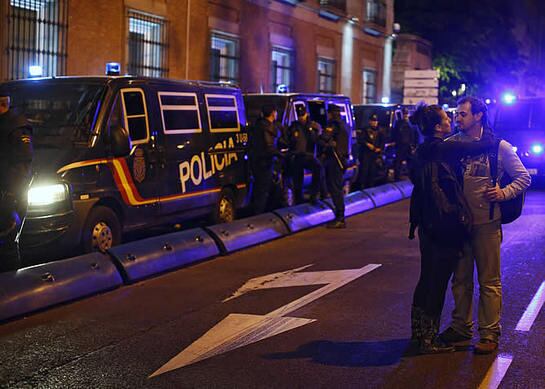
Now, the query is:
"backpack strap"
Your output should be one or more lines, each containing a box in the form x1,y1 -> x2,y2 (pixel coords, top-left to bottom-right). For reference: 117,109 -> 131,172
488,137 -> 501,220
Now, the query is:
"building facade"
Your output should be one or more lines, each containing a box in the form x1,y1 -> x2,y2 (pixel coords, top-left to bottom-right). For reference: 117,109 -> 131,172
0,0 -> 394,104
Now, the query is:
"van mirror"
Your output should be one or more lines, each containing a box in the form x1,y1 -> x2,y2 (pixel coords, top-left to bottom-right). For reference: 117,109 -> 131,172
111,126 -> 131,157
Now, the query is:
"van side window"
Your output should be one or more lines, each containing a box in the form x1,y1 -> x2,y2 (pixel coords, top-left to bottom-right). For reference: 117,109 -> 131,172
158,92 -> 202,134
293,101 -> 306,122
121,89 -> 149,144
205,94 -> 240,133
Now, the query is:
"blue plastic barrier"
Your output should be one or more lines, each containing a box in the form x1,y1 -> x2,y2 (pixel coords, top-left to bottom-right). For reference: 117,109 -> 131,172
205,212 -> 289,254
107,228 -> 219,283
273,201 -> 335,233
324,190 -> 375,217
0,252 -> 122,322
392,180 -> 414,198
362,183 -> 405,208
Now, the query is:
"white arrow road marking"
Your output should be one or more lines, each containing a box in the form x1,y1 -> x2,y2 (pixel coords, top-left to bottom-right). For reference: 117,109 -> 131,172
150,263 -> 381,377
478,354 -> 513,389
515,281 -> 545,332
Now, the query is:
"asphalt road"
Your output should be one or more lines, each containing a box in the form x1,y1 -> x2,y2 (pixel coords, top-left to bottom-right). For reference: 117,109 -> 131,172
1,190 -> 544,389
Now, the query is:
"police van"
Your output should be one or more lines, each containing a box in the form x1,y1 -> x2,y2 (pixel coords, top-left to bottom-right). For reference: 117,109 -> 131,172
244,93 -> 357,201
0,76 -> 250,260
492,96 -> 545,179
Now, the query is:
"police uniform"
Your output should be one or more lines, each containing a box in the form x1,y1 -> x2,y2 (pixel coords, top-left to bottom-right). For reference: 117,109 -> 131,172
393,113 -> 418,180
250,116 -> 282,214
320,106 -> 348,227
0,108 -> 33,272
287,108 -> 322,204
356,115 -> 385,189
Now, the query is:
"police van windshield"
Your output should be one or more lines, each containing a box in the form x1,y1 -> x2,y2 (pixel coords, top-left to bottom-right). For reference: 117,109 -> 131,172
0,80 -> 106,147
494,103 -> 532,133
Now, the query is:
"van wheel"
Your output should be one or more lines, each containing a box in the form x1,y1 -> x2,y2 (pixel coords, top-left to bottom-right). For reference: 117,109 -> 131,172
283,186 -> 295,207
213,189 -> 235,224
82,206 -> 121,253
343,180 -> 351,196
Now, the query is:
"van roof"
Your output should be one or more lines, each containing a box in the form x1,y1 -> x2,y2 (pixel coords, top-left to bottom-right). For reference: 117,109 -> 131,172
1,76 -> 240,92
244,92 -> 350,99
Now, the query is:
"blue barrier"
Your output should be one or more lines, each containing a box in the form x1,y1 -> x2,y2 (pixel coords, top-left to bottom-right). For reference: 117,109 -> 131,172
325,190 -> 375,217
0,252 -> 122,322
362,183 -> 405,208
205,212 -> 289,254
107,228 -> 219,283
392,180 -> 414,198
273,201 -> 335,233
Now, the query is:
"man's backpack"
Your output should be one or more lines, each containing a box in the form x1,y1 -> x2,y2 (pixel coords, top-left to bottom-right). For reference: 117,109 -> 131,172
489,139 -> 525,224
417,161 -> 473,245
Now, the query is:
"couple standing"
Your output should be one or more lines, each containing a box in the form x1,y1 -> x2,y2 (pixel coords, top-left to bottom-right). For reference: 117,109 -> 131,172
408,97 -> 531,354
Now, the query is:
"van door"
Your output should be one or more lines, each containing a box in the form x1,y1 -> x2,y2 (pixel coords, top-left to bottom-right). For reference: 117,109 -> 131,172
154,89 -> 214,217
110,88 -> 159,226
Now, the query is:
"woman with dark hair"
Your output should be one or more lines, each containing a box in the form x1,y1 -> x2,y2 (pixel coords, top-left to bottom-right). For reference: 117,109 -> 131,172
408,103 -> 494,354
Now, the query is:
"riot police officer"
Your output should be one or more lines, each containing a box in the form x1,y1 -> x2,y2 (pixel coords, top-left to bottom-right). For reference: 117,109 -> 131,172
392,107 -> 418,180
287,105 -> 322,204
320,105 -> 348,228
250,104 -> 283,214
356,113 -> 385,189
0,95 -> 33,272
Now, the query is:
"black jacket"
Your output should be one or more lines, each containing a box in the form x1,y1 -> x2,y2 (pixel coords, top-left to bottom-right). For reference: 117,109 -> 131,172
287,119 -> 320,157
250,117 -> 282,164
319,119 -> 349,161
357,126 -> 385,157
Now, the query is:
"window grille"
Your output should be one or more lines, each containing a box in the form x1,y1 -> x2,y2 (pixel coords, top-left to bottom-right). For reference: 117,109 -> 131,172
271,47 -> 294,93
366,0 -> 386,27
127,10 -> 168,78
362,69 -> 377,103
210,33 -> 239,84
6,0 -> 68,80
317,58 -> 336,94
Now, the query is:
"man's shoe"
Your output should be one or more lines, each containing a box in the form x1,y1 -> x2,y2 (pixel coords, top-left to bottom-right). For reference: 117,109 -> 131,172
419,337 -> 455,354
439,327 -> 472,346
326,220 -> 346,229
474,339 -> 498,355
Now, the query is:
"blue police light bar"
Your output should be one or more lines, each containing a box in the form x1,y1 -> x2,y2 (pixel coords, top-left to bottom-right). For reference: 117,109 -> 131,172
29,65 -> 43,77
106,62 -> 121,76
531,143 -> 544,155
381,97 -> 390,104
501,92 -> 516,105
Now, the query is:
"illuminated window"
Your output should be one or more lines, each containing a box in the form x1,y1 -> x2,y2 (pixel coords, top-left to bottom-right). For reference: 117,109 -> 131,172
210,33 -> 239,84
271,47 -> 294,93
317,58 -> 336,94
6,0 -> 68,80
362,69 -> 377,103
128,10 -> 168,77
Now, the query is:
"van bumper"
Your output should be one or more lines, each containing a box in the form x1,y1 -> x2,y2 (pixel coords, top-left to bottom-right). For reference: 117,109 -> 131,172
20,198 -> 99,264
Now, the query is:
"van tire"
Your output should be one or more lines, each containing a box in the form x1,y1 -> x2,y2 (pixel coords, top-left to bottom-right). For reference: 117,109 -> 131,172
343,180 -> 351,196
213,188 -> 235,224
82,206 -> 121,253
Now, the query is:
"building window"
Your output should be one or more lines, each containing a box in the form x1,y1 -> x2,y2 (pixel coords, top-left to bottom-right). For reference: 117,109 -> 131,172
319,0 -> 346,13
210,33 -> 239,84
366,0 -> 386,27
317,58 -> 336,94
6,0 -> 68,80
362,69 -> 377,103
271,47 -> 294,93
127,10 -> 168,78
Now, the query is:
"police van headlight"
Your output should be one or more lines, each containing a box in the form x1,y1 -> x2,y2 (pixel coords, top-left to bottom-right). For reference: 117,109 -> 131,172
28,184 -> 68,207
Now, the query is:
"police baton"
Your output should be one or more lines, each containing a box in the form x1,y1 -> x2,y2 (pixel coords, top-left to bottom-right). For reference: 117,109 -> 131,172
332,149 -> 344,170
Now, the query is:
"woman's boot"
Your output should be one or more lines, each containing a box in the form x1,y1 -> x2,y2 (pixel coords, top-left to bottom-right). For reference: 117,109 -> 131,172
419,314 -> 455,354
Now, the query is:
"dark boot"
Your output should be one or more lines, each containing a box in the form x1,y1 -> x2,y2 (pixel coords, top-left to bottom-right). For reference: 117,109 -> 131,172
419,314 -> 455,354
411,305 -> 424,342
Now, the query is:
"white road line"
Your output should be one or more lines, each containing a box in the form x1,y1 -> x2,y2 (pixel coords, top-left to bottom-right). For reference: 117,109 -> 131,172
515,281 -> 545,332
478,354 -> 513,389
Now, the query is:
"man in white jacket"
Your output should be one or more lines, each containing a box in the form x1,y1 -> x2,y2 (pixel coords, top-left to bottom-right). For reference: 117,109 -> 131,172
440,96 -> 531,354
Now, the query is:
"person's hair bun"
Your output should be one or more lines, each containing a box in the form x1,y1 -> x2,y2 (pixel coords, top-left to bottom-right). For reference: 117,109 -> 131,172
409,102 -> 427,128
